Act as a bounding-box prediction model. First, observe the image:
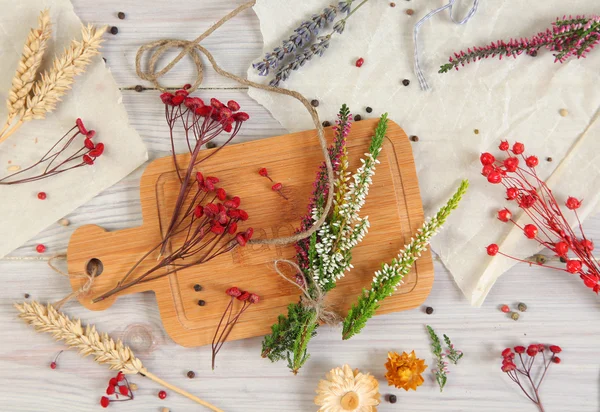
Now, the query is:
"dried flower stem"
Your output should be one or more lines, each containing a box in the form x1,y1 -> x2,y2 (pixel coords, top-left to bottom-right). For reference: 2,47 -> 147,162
15,301 -> 223,411
0,24 -> 107,144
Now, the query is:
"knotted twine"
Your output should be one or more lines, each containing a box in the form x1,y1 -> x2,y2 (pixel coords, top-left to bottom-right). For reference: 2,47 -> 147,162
48,254 -> 97,309
414,0 -> 480,91
273,259 -> 340,326
135,0 -> 334,247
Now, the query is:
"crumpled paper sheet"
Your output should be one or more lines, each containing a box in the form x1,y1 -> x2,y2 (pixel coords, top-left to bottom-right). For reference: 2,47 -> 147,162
0,0 -> 147,258
247,0 -> 600,306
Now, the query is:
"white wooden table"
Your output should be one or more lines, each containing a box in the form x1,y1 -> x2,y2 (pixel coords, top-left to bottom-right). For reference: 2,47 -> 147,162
1,1 -> 598,411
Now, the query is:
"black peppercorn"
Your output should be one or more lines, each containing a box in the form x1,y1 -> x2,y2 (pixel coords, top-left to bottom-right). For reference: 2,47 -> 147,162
187,370 -> 195,379
410,135 -> 419,142
103,57 -> 107,63
206,141 -> 217,149
559,256 -> 567,263
134,85 -> 143,93
311,99 -> 319,107
322,121 -> 331,127
110,26 -> 119,35
198,299 -> 206,306
390,2 -> 396,7
388,394 -> 397,403
406,9 -> 414,16
355,114 -> 362,121
402,79 -> 410,86
547,157 -> 553,162
425,306 -> 434,315
366,107 -> 373,113
193,284 -> 202,292
117,12 -> 126,20
24,293 -> 30,299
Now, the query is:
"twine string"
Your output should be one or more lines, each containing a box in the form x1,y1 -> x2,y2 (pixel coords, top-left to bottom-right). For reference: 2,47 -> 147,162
414,0 -> 480,91
135,0 -> 334,247
48,254 -> 97,309
274,259 -> 340,326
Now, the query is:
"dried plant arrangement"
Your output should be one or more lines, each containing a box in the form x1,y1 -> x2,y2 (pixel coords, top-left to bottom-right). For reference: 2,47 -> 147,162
15,301 -> 224,412
262,106 -> 386,374
0,22 -> 107,144
0,118 -> 104,185
341,180 -> 469,340
92,93 -> 251,303
439,15 -> 600,74
427,325 -> 464,392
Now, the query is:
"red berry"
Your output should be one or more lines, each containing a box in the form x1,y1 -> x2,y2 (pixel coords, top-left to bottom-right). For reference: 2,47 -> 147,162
217,188 -> 227,201
83,154 -> 94,165
37,192 -> 47,200
525,156 -> 539,168
236,233 -> 247,247
480,152 -> 495,166
245,227 -> 254,239
566,259 -> 582,274
50,361 -> 57,369
84,138 -> 95,149
512,142 -> 525,154
504,189 -> 517,202
487,171 -> 502,184
106,385 -> 115,395
499,140 -> 510,151
237,291 -> 250,301
549,345 -> 562,354
501,348 -> 513,358
109,378 -> 117,386
355,57 -> 364,67
89,143 -> 105,157
526,344 -> 538,357
76,118 -> 88,135
552,356 -> 561,364
227,100 -> 240,112
503,157 -> 519,172
86,130 -> 96,139
501,304 -> 510,313
272,182 -> 283,191
158,390 -> 167,400
481,164 -> 494,176
554,241 -> 569,256
226,287 -> 242,297
565,196 -> 582,210
100,396 -> 110,408
119,385 -> 129,396
514,346 -> 526,354
523,224 -> 538,239
581,239 -> 594,252
486,244 -> 499,256
518,194 -> 536,209
258,167 -> 268,177
36,244 -> 46,253
497,208 -> 512,222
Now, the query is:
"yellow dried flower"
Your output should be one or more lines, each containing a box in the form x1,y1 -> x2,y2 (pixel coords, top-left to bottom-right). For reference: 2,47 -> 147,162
315,364 -> 380,411
384,350 -> 427,391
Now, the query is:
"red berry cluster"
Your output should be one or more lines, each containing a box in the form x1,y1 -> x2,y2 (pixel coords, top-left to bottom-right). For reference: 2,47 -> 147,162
482,140 -> 599,294
258,167 -> 288,200
100,372 -> 134,408
76,118 -> 105,166
501,344 -> 561,410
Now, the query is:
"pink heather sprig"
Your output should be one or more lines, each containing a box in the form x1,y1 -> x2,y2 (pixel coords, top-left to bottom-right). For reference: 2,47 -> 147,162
501,344 -> 562,412
439,15 -> 600,73
481,140 -> 599,295
295,104 -> 352,276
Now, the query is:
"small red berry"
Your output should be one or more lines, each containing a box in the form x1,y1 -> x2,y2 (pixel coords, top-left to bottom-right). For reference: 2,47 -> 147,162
552,356 -> 561,364
523,224 -> 538,239
581,239 -> 594,252
481,164 -> 494,176
89,143 -> 105,157
487,171 -> 502,184
100,396 -> 110,408
525,156 -> 539,168
84,138 -> 95,149
501,304 -> 510,313
50,361 -> 57,369
499,140 -> 510,151
480,152 -> 495,166
183,83 -> 192,90
227,100 -> 240,112
554,241 -> 569,256
76,118 -> 88,135
158,390 -> 167,400
119,385 -> 129,396
486,244 -> 499,256
258,167 -> 269,177
237,291 -> 250,301
566,259 -> 582,274
549,345 -> 562,354
501,348 -> 513,358
272,182 -> 283,191
106,385 -> 115,395
37,192 -> 47,200
497,208 -> 512,222
512,142 -> 525,154
248,293 -> 260,304
526,344 -> 538,357
236,233 -> 247,247
86,130 -> 96,139
226,287 -> 242,297
355,57 -> 364,67
83,154 -> 94,165
109,378 -> 118,387
217,188 -> 227,201
506,187 -> 519,200
503,157 -> 519,172
36,244 -> 46,253
565,196 -> 582,210
514,346 -> 526,354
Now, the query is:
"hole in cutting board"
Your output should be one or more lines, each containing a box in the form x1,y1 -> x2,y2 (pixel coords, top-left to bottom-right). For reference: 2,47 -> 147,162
86,258 -> 104,277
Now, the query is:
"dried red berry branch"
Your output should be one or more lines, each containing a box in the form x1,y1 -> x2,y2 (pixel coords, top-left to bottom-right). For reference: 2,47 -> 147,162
91,95 -> 251,303
211,287 -> 259,370
0,118 -> 104,185
101,371 -> 135,408
501,344 -> 562,412
481,140 -> 599,295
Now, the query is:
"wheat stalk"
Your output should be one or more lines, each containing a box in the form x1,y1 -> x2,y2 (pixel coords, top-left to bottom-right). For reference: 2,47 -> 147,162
15,301 -> 224,412
0,24 -> 107,144
1,9 -> 52,136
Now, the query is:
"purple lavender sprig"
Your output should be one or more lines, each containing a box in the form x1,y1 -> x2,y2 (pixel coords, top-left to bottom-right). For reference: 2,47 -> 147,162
253,4 -> 340,76
439,15 -> 600,73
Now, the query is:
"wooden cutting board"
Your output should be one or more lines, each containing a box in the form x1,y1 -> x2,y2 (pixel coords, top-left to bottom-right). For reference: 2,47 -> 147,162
67,118 -> 433,347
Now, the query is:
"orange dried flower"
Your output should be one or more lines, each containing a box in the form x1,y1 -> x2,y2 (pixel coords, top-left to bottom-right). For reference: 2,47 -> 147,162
385,350 -> 427,391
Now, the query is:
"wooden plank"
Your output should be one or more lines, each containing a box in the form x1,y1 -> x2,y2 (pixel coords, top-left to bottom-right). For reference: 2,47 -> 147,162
66,119 -> 434,347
